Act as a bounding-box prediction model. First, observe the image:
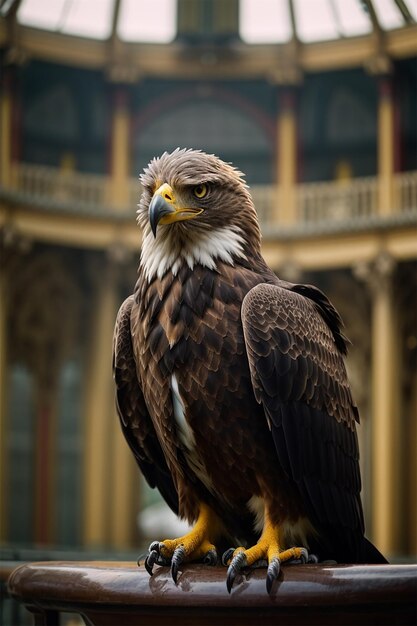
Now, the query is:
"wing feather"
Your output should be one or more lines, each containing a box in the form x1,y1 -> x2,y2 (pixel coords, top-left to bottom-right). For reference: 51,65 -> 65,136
242,282 -> 365,559
113,295 -> 178,514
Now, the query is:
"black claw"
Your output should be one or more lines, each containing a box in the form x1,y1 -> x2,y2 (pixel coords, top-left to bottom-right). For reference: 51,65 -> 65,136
144,541 -> 168,576
203,548 -> 218,566
226,551 -> 247,594
299,548 -> 309,564
266,557 -> 281,594
222,547 -> 235,566
144,549 -> 159,576
171,545 -> 186,584
308,554 -> 319,564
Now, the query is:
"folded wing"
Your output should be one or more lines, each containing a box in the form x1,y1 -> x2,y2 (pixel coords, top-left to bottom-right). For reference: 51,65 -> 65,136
242,282 -> 365,561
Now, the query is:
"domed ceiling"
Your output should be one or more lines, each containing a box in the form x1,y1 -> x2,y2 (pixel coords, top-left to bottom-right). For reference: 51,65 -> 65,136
1,0 -> 416,44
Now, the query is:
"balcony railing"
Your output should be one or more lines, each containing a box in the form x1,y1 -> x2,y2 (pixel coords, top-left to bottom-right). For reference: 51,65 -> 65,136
4,163 -> 417,228
296,177 -> 378,224
396,170 -> 417,212
10,163 -> 110,211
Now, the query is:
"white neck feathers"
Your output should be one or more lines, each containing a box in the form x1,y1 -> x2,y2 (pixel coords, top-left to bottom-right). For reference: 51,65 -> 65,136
140,225 -> 247,282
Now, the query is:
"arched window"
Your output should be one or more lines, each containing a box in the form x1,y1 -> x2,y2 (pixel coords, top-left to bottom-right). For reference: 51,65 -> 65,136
134,98 -> 272,183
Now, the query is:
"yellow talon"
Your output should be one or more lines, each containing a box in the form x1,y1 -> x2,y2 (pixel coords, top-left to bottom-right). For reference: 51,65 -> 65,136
144,502 -> 223,580
159,502 -> 221,560
225,512 -> 312,594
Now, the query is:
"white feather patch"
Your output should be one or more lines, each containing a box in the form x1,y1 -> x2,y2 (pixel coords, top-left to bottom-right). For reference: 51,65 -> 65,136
171,373 -> 194,450
141,225 -> 247,282
247,495 -> 265,533
281,518 -> 316,550
171,374 -> 213,491
247,495 -> 316,548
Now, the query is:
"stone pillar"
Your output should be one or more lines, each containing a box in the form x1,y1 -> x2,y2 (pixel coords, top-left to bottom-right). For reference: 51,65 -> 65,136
83,252 -> 139,550
83,260 -> 119,547
377,78 -> 395,216
109,88 -> 131,210
276,88 -> 297,225
354,253 -> 399,557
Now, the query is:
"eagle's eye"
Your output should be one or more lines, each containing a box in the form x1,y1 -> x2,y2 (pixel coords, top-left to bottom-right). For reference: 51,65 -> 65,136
193,184 -> 208,199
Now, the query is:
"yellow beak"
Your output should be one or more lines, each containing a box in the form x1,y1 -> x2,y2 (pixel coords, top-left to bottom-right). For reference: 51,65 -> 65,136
149,183 -> 204,237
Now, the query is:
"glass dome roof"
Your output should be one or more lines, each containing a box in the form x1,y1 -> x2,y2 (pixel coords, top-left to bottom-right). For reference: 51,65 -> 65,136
2,0 -> 416,44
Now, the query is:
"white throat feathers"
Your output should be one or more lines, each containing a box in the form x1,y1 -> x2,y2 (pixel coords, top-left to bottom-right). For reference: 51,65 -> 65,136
140,224 -> 247,282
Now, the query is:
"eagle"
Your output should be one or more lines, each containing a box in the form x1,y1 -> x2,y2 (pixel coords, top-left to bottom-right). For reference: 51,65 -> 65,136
113,148 -> 386,594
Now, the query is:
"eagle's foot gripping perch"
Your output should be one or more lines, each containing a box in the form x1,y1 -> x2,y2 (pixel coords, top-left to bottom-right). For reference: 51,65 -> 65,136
143,503 -> 220,583
223,519 -> 317,594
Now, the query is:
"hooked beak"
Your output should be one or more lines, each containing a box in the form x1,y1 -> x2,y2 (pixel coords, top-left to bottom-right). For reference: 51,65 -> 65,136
149,183 -> 204,237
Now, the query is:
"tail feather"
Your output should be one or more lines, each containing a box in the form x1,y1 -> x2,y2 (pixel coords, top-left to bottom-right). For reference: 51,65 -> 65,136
309,529 -> 388,564
358,537 -> 388,564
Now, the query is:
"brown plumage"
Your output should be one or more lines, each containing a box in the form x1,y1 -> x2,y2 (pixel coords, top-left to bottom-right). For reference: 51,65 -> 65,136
113,148 -> 386,593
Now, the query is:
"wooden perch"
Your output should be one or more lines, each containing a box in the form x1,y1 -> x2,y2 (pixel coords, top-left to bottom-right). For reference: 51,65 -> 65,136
7,561 -> 417,626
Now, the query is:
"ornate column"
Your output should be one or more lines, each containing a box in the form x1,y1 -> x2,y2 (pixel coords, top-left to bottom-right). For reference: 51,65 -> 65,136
83,257 -> 119,547
109,87 -> 131,210
83,250 -> 138,549
275,88 -> 298,225
354,253 -> 399,556
377,77 -> 395,215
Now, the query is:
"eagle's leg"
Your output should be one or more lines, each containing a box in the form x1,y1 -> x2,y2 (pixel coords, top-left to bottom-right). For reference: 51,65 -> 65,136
144,502 -> 222,582
223,512 -> 316,594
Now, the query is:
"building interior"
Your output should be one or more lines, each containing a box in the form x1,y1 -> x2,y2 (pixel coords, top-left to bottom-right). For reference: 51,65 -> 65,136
0,0 -> 416,568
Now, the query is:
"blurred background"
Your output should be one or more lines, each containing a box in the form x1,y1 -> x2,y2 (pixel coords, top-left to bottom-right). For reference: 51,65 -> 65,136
0,0 -> 416,581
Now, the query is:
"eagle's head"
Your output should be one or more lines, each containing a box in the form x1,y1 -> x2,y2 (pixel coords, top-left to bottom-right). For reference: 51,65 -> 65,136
137,148 -> 262,281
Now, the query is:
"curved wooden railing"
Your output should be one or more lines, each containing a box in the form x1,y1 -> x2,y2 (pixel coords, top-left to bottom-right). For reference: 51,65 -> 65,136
7,561 -> 417,626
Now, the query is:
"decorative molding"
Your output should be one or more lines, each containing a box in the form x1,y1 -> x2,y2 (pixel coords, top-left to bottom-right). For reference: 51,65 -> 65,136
1,19 -> 416,77
353,251 -> 396,294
